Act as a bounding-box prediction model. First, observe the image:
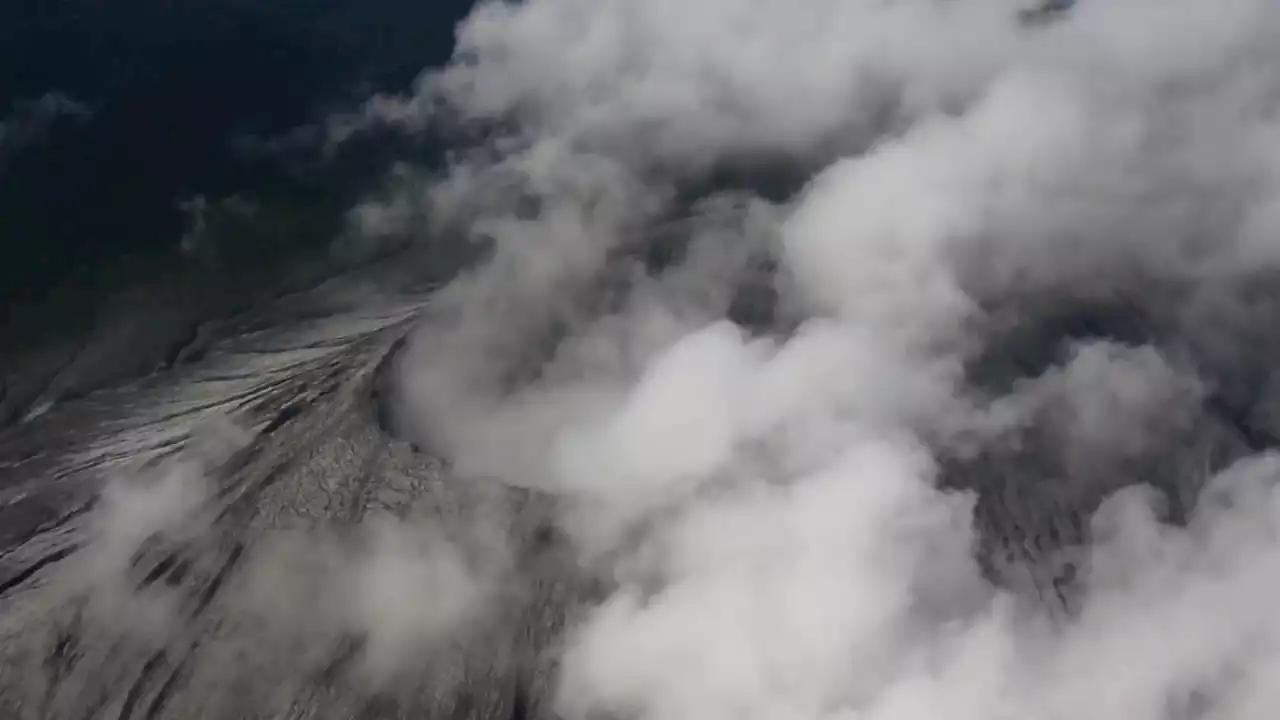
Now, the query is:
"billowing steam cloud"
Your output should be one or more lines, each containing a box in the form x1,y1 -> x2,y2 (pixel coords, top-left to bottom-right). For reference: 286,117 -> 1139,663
344,0 -> 1280,718
67,0 -> 1280,717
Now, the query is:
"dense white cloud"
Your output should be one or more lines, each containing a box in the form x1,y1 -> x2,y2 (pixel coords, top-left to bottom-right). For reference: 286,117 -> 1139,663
365,0 -> 1280,717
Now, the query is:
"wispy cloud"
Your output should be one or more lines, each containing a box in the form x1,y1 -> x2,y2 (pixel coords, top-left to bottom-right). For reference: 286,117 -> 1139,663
0,92 -> 93,167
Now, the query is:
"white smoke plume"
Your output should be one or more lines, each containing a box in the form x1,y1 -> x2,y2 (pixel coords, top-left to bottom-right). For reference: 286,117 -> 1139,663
368,0 -> 1280,718
71,415 -> 249,643
228,511 -> 509,689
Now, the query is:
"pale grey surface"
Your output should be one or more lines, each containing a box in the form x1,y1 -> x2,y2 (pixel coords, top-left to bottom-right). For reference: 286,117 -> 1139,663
0,243 -> 597,720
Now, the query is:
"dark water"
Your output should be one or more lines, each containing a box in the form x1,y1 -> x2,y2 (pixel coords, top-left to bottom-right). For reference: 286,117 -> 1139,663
0,0 -> 475,306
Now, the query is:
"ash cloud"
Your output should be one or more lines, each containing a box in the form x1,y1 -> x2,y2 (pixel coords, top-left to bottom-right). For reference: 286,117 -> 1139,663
359,0 -> 1280,718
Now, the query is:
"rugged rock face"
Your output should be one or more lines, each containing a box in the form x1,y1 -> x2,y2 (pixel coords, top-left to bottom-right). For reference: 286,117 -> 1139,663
0,242 -> 598,720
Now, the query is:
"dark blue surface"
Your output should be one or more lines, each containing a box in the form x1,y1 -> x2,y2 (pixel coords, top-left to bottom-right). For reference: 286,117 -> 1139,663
0,0 -> 476,305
